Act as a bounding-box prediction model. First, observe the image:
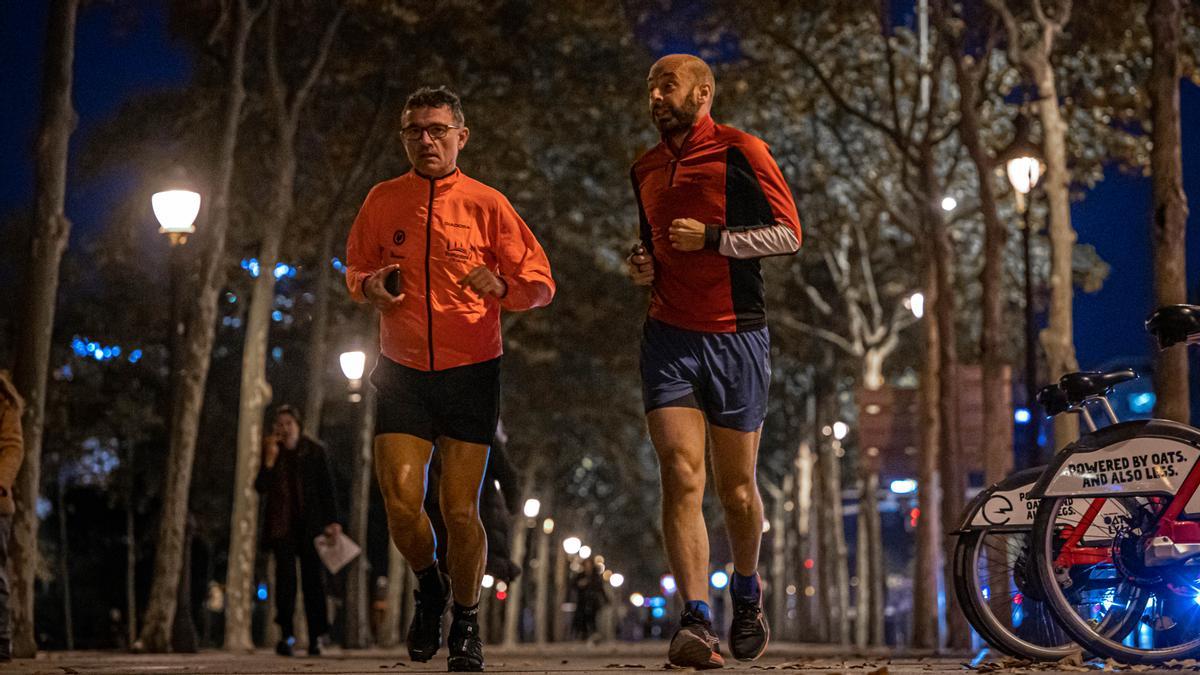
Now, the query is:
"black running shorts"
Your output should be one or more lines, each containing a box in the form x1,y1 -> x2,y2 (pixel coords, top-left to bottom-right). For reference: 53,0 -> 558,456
370,356 -> 500,446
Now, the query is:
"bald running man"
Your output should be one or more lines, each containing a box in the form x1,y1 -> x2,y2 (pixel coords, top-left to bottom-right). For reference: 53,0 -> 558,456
627,54 -> 802,668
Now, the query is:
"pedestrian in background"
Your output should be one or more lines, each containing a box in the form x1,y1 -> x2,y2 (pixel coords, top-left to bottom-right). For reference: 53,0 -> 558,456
255,405 -> 342,657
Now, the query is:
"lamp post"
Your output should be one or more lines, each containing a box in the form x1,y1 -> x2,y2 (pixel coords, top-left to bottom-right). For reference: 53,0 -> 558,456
152,169 -> 202,419
1005,135 -> 1043,468
341,347 -> 374,648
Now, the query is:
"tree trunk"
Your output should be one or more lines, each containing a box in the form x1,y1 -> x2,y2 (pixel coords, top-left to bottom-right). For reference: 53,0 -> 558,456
301,224 -> 336,435
56,472 -> 74,650
1031,63 -> 1080,449
10,0 -> 79,658
912,260 -> 942,649
793,439 -> 815,642
816,377 -> 850,645
855,463 -> 882,648
225,5 -> 342,646
140,0 -> 260,652
503,518 -> 530,646
769,474 -> 790,637
552,541 -> 567,641
171,518 -> 198,653
1148,0 -> 1190,424
951,44 -> 1014,485
380,543 -> 409,648
345,368 -> 377,648
533,516 -> 551,644
927,163 -> 969,650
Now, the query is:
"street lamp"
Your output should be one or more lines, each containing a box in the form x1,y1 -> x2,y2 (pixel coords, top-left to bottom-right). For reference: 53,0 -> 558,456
610,573 -> 625,588
152,167 -> 201,246
578,545 -> 592,560
523,498 -> 541,519
1002,114 -> 1044,468
340,350 -> 367,402
542,518 -> 555,534
562,537 -> 581,555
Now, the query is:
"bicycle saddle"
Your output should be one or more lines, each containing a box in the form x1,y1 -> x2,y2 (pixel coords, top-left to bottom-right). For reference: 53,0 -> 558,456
1036,383 -> 1072,416
1059,369 -> 1137,404
1145,304 -> 1200,349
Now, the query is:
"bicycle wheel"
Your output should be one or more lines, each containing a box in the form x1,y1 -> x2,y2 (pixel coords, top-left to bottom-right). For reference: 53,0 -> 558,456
955,528 -> 1080,660
952,532 -> 1006,651
1032,494 -> 1200,663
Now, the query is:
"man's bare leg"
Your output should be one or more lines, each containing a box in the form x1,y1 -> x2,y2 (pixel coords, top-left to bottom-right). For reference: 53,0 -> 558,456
648,406 -> 711,603
374,433 -> 436,568
709,423 -> 764,576
436,437 -> 491,606
709,423 -> 770,661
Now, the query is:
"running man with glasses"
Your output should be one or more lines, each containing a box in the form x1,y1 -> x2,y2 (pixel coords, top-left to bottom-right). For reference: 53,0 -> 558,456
627,54 -> 802,669
345,86 -> 554,672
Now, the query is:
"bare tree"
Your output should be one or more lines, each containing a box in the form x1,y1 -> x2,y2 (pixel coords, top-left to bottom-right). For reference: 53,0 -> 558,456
987,0 -> 1080,448
224,0 -> 345,649
138,0 -> 266,652
9,0 -> 79,658
1147,0 -> 1190,423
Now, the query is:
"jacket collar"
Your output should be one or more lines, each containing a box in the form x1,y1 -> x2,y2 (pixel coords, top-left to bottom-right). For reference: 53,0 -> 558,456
410,166 -> 464,186
663,114 -> 715,158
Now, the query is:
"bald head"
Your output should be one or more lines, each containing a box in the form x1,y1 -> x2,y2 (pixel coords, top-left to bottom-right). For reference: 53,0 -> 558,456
647,54 -> 715,139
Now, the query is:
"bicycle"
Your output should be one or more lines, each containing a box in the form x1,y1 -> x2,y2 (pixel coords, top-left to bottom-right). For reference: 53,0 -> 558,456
1026,304 -> 1200,663
953,385 -> 1140,660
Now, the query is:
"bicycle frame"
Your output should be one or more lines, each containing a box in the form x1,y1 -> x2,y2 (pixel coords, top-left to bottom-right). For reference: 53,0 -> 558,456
1029,397 -> 1200,569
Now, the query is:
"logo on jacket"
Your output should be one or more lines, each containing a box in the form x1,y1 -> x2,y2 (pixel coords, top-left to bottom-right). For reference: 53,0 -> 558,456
445,244 -> 470,262
393,230 -> 406,246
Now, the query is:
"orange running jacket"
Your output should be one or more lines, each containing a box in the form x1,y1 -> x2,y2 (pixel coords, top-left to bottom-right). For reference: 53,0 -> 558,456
345,169 -> 554,371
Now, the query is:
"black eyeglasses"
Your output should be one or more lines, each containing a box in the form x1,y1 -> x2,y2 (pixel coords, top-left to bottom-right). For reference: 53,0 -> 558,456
400,124 -> 462,141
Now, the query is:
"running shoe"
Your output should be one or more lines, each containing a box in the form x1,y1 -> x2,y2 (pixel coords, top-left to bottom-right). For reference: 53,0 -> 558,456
447,618 -> 485,672
668,609 -> 724,669
729,578 -> 770,661
407,573 -> 451,662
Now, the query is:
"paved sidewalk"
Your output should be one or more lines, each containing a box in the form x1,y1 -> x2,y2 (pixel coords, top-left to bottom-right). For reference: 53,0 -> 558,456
3,642 -> 1187,674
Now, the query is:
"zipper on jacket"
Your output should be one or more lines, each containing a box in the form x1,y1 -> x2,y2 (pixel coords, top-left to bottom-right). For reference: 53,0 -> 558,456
424,178 -> 436,371
668,159 -> 678,187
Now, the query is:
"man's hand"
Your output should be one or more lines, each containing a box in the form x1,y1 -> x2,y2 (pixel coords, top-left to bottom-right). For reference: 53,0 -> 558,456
363,264 -> 404,311
627,245 -> 654,286
459,266 -> 507,298
262,433 -> 280,468
668,218 -> 707,252
323,522 -> 342,544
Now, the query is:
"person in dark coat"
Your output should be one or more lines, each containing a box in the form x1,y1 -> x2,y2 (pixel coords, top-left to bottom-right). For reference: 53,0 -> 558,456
254,405 -> 341,657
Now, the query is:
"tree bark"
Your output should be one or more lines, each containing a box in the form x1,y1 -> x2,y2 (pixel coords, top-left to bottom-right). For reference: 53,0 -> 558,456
56,471 -> 74,650
224,3 -> 343,648
140,0 -> 261,652
380,543 -> 409,648
946,20 -> 1014,485
816,374 -> 850,645
533,520 -> 551,644
502,518 -> 530,646
926,157 -> 969,650
1148,0 -> 1190,424
345,368 -> 377,648
912,260 -> 942,649
10,0 -> 79,658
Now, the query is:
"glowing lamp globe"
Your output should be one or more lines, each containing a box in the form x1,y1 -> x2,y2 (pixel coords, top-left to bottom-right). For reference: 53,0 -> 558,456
153,189 -> 201,238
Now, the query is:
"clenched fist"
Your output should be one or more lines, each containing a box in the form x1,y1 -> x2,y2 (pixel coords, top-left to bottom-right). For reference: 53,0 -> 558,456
627,244 -> 654,286
459,266 -> 508,298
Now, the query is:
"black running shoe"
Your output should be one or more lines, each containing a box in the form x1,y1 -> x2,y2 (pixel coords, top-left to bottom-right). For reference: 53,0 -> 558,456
729,579 -> 769,661
275,636 -> 295,657
407,574 -> 451,662
668,609 -> 724,669
447,619 -> 485,672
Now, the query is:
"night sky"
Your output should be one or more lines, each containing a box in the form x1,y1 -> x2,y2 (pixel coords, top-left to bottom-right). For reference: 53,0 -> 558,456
3,3 -> 1199,374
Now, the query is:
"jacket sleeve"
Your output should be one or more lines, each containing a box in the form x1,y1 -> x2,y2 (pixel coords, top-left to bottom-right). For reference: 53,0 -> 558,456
710,140 -> 802,259
492,197 -> 556,312
0,399 -> 24,492
254,465 -> 275,495
345,187 -> 382,302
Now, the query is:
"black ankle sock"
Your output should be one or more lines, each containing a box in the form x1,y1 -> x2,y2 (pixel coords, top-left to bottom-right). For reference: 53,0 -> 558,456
453,602 -> 480,623
415,563 -> 445,595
